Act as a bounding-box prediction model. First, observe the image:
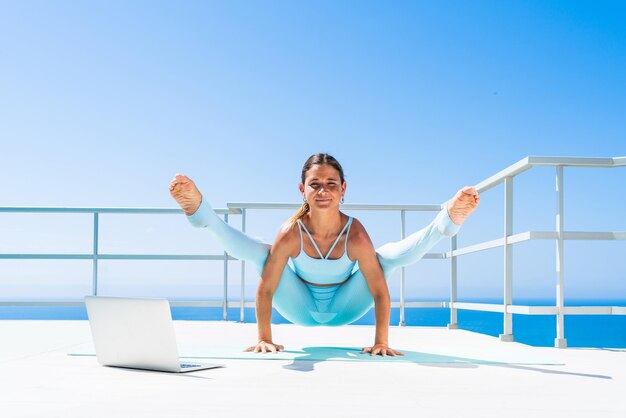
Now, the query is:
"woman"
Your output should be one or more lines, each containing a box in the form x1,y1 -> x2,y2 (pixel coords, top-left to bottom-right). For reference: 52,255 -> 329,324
169,153 -> 479,356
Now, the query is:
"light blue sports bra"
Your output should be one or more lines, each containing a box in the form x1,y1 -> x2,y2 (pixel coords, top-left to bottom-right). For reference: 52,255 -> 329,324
291,216 -> 356,286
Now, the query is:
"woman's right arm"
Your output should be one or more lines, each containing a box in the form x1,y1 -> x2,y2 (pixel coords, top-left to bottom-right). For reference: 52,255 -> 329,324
244,225 -> 296,353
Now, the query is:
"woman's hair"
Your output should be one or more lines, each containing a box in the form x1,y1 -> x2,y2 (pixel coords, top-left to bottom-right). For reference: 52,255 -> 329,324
285,153 -> 346,229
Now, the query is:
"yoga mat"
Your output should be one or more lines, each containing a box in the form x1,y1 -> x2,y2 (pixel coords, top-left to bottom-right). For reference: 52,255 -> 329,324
69,344 -> 564,365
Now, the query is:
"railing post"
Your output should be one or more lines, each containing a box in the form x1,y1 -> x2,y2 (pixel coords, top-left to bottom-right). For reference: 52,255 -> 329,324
240,208 -> 246,323
555,166 -> 568,348
92,212 -> 99,296
447,234 -> 458,329
223,213 -> 229,321
399,210 -> 406,326
500,176 -> 514,342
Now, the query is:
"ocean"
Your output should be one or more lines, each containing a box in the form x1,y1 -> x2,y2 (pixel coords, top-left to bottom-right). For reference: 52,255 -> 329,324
2,299 -> 625,348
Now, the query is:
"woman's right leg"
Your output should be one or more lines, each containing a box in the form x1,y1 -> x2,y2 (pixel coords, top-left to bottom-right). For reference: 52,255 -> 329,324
187,197 -> 321,326
186,197 -> 271,272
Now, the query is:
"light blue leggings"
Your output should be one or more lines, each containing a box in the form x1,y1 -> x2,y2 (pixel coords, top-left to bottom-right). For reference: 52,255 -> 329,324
187,199 -> 460,326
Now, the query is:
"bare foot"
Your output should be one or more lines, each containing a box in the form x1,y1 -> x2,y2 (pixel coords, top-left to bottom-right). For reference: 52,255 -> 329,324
447,186 -> 480,225
169,174 -> 202,216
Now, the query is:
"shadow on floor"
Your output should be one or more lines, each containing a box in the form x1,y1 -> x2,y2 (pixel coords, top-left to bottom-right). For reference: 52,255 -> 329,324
280,346 -> 611,380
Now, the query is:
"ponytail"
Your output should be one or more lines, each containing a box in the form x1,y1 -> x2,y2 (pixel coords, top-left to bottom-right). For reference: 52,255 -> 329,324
285,202 -> 310,230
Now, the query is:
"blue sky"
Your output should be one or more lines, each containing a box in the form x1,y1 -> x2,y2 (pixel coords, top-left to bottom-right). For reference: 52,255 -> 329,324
0,1 -> 624,302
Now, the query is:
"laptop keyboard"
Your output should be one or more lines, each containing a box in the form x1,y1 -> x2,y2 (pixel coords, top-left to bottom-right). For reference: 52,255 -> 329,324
180,363 -> 201,368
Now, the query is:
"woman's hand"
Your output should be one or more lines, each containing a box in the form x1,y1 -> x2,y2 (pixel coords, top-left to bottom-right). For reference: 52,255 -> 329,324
244,341 -> 284,354
361,343 -> 404,357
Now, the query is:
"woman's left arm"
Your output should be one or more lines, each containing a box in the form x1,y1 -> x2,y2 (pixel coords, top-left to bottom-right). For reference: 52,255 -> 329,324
351,223 -> 404,357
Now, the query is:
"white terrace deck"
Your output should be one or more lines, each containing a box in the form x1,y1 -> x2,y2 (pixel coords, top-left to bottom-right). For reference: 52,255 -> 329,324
1,320 -> 624,418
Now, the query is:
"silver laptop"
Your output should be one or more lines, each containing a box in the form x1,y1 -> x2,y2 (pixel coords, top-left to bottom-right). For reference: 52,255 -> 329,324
84,296 -> 224,373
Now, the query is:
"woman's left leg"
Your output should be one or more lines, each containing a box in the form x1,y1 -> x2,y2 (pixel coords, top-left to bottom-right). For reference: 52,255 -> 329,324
375,206 -> 460,272
325,207 -> 460,326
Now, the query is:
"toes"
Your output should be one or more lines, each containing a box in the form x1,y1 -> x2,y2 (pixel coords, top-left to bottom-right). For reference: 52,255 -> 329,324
460,186 -> 478,197
172,174 -> 190,183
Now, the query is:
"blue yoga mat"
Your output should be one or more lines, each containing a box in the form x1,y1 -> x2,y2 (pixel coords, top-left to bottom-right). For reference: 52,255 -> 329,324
69,345 -> 563,365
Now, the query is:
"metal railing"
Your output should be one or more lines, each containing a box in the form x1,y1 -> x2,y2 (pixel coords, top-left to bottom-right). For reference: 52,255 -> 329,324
1,155 -> 624,348
0,207 -> 241,320
454,156 -> 626,348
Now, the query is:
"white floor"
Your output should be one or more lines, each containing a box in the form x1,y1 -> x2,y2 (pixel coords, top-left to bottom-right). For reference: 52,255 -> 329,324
1,320 -> 624,418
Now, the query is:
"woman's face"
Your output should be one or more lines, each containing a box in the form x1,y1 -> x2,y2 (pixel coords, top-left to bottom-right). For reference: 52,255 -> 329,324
299,164 -> 346,210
